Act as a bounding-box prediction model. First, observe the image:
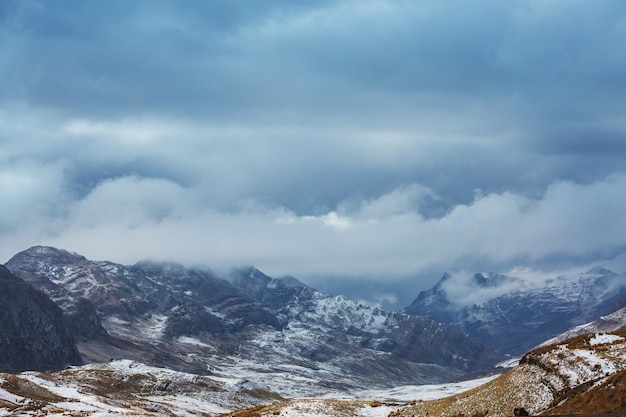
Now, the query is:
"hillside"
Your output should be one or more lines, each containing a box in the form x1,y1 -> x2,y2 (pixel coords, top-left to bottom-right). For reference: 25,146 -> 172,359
390,331 -> 626,417
2,331 -> 624,416
221,330 -> 626,417
0,360 -> 282,416
543,305 -> 626,345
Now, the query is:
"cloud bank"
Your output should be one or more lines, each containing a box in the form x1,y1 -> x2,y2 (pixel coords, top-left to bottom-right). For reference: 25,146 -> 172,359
2,0 -> 626,307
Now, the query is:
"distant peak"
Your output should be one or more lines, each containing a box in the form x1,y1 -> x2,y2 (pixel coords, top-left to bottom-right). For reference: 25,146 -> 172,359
472,272 -> 490,286
584,266 -> 615,276
434,272 -> 453,287
26,245 -> 81,256
471,272 -> 517,288
10,245 -> 86,264
278,275 -> 307,288
231,266 -> 271,281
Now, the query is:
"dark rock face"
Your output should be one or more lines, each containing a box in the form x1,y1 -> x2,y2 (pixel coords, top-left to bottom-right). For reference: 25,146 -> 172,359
64,297 -> 107,340
129,261 -> 281,334
0,265 -> 82,372
5,247 -> 108,341
613,294 -> 626,312
406,269 -> 626,355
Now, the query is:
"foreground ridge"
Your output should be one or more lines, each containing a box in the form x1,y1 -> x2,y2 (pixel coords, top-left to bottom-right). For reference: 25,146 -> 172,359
390,331 -> 626,417
0,360 -> 282,416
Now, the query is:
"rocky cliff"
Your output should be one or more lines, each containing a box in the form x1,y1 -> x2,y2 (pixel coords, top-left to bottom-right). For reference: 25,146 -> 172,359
0,265 -> 82,372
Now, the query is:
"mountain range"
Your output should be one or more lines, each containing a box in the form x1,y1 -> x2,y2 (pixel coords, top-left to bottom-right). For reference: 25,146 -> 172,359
2,245 -> 626,416
3,246 -> 501,392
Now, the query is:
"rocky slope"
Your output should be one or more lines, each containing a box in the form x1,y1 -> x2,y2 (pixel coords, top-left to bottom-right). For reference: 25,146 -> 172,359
2,330 -> 624,417
1,358 -> 479,417
405,268 -> 626,355
230,267 -> 502,371
5,246 -> 502,395
0,359 -> 283,416
389,330 -> 626,417
0,265 -> 82,373
217,330 -> 626,417
541,304 -> 626,346
2,329 -> 625,417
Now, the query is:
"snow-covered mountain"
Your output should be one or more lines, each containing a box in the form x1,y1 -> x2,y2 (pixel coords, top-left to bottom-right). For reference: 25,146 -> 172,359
4,246 -> 503,396
3,246 -> 626,416
405,268 -> 626,355
230,267 -> 502,370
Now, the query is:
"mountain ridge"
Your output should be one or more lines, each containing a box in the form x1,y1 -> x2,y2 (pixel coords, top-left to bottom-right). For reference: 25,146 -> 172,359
405,269 -> 626,355
4,245 -> 503,394
230,266 -> 502,370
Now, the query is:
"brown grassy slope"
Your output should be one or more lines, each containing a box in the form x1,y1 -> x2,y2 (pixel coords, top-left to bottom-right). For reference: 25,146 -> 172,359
389,366 -> 554,417
542,369 -> 626,415
392,331 -> 626,417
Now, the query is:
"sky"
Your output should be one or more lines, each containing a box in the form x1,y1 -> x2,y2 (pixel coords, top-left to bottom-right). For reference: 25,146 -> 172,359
2,0 -> 626,309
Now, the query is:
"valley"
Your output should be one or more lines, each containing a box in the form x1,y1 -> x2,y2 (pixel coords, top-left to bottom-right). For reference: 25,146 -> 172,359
1,246 -> 626,416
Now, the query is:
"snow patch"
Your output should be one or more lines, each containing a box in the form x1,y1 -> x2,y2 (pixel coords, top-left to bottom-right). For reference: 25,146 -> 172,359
177,336 -> 214,349
325,375 -> 500,402
590,333 -> 624,346
144,314 -> 168,339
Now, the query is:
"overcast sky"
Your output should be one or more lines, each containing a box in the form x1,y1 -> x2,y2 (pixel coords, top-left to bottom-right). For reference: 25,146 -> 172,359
2,0 -> 626,309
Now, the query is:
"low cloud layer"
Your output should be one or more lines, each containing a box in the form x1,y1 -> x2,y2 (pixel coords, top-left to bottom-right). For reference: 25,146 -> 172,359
2,1 -> 626,308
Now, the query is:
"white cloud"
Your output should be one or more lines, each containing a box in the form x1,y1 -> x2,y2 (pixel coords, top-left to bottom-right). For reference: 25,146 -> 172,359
0,161 -> 67,231
2,1 -> 626,308
3,172 -> 624,281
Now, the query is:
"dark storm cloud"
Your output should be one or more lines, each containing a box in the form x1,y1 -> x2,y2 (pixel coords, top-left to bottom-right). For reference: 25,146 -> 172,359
3,0 -> 620,121
2,0 -> 626,307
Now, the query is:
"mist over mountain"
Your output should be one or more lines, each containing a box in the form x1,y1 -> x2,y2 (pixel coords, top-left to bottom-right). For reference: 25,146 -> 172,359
406,268 -> 626,355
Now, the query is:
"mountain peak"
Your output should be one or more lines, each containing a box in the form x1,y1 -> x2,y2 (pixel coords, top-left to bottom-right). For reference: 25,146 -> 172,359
8,245 -> 87,267
584,266 -> 615,276
278,275 -> 307,288
471,272 -> 521,288
437,272 -> 453,286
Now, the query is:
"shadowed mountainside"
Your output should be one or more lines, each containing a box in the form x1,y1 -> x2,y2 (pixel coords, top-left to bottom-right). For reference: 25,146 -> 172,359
0,265 -> 82,372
